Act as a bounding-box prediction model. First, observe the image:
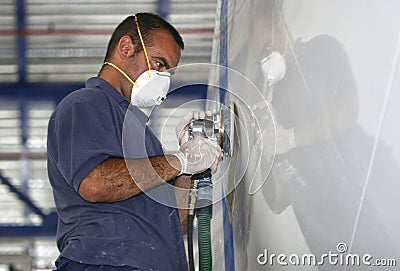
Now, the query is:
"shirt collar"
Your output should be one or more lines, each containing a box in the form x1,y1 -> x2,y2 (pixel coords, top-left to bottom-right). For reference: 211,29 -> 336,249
86,77 -> 127,105
86,77 -> 149,124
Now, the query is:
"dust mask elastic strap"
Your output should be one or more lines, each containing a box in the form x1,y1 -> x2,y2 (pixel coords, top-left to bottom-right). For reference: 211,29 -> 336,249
134,15 -> 152,77
103,61 -> 138,87
103,15 -> 153,86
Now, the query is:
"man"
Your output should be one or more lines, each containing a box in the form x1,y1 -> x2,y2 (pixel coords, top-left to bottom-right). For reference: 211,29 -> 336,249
47,13 -> 221,271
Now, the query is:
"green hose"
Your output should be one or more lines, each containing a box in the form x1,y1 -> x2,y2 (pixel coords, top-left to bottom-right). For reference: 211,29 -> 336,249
198,215 -> 212,271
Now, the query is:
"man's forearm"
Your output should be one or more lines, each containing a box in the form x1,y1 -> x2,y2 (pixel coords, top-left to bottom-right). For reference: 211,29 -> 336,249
174,175 -> 191,234
78,155 -> 181,202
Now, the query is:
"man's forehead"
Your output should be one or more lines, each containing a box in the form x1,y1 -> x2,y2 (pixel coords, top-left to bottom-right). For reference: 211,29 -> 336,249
147,31 -> 181,66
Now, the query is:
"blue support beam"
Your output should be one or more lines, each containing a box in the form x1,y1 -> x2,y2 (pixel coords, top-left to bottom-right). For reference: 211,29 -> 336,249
0,82 -> 207,103
0,171 -> 57,237
218,0 -> 235,269
16,0 -> 27,83
0,172 -> 45,217
158,0 -> 171,19
0,82 -> 84,103
0,215 -> 57,237
0,0 -> 58,237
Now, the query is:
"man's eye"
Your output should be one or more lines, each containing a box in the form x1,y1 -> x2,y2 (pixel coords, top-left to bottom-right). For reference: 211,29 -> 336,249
156,61 -> 165,69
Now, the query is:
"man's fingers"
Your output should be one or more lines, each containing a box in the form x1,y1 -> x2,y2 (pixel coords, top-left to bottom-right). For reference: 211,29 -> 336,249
194,110 -> 219,120
176,112 -> 194,131
205,110 -> 214,117
175,112 -> 194,141
193,111 -> 204,120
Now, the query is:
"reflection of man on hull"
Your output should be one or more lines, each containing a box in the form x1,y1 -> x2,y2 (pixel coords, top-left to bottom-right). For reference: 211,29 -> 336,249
264,35 -> 361,213
255,1 -> 372,265
227,1 -> 400,269
229,0 -> 370,268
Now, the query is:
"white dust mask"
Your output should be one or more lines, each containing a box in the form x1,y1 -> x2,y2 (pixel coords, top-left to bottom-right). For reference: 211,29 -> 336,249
130,15 -> 171,107
130,70 -> 170,107
260,51 -> 286,86
104,61 -> 171,108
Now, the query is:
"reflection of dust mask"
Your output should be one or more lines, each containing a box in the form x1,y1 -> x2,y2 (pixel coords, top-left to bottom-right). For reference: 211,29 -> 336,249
104,16 -> 171,107
260,51 -> 286,86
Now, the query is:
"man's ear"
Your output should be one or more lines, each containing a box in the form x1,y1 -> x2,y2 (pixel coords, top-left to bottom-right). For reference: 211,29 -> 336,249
117,35 -> 135,59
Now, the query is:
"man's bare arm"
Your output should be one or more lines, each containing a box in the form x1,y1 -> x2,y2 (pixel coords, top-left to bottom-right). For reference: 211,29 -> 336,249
174,175 -> 191,234
78,155 -> 181,202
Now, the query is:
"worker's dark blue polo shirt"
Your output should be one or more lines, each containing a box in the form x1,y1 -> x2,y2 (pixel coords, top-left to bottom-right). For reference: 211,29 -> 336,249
47,77 -> 187,271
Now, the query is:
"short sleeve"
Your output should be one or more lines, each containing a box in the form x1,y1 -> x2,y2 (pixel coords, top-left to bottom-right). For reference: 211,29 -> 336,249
49,100 -> 122,191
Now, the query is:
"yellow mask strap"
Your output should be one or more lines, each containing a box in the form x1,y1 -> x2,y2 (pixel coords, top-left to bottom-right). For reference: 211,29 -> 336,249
104,61 -> 139,88
135,15 -> 152,77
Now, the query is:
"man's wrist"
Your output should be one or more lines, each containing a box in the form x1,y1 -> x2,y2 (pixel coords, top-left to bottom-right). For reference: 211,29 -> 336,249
171,153 -> 186,175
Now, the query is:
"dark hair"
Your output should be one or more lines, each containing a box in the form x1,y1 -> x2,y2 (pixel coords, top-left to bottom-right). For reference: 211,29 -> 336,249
104,12 -> 184,62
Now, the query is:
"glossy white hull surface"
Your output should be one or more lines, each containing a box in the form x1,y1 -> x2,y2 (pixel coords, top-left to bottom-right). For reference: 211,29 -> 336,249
209,0 -> 400,270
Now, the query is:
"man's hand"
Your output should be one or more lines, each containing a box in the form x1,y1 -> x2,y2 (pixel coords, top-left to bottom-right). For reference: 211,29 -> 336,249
175,110 -> 217,145
174,135 -> 222,174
